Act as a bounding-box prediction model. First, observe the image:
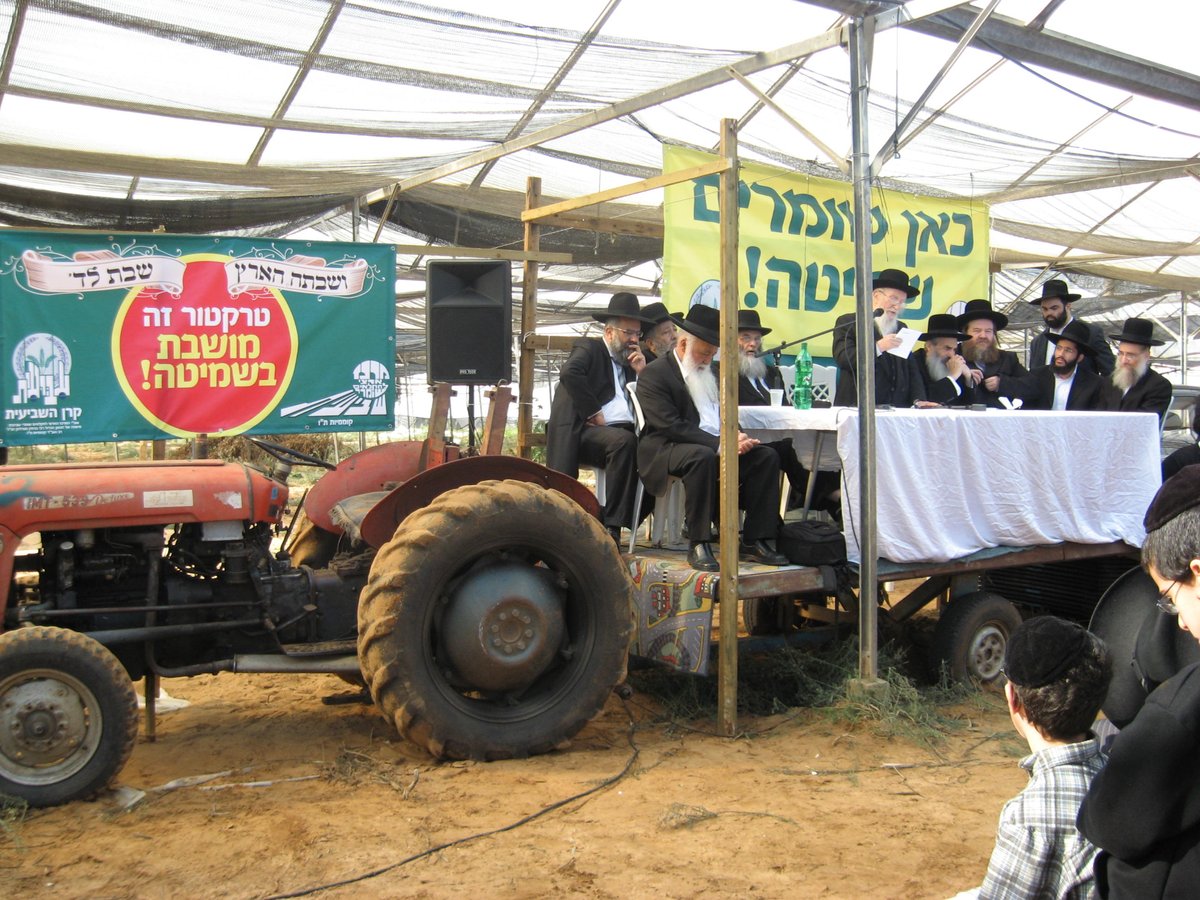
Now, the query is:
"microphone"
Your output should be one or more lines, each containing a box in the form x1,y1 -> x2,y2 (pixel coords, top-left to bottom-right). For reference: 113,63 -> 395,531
756,308 -> 884,357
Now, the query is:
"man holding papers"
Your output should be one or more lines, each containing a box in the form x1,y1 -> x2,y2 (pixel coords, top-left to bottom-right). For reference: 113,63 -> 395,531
832,267 -> 926,407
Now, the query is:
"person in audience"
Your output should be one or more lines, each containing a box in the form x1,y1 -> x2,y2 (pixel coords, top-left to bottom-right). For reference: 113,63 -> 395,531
1078,466 -> 1200,896
976,616 -> 1111,899
912,313 -> 974,406
636,305 -> 788,572
1101,317 -> 1172,423
546,292 -> 654,544
639,301 -> 677,363
996,319 -> 1104,411
1027,279 -> 1115,377
1162,397 -> 1200,481
955,299 -> 1027,408
832,268 -> 926,407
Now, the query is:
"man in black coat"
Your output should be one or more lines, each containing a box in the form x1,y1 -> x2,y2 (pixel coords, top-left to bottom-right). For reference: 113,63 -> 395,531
912,313 -> 974,406
639,301 -> 677,364
956,299 -> 1028,408
998,319 -> 1104,411
636,305 -> 787,572
732,308 -> 788,405
1102,317 -> 1173,423
1027,279 -> 1116,377
832,267 -> 926,407
546,292 -> 654,543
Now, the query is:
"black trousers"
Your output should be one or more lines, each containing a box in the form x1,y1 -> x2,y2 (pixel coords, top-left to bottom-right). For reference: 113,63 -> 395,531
662,442 -> 780,542
577,423 -> 640,528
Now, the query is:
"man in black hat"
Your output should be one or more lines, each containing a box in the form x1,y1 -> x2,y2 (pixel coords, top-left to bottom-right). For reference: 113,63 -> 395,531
912,313 -> 974,406
996,319 -> 1104,411
956,299 -> 1028,408
1101,317 -> 1172,422
1078,466 -> 1200,896
1027,279 -> 1115,378
639,301 -> 677,364
732,308 -> 787,406
831,267 -> 926,407
546,291 -> 654,544
635,305 -> 788,571
976,616 -> 1110,899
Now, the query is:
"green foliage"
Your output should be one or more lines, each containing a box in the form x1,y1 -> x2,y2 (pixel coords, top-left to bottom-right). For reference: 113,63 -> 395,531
0,793 -> 28,846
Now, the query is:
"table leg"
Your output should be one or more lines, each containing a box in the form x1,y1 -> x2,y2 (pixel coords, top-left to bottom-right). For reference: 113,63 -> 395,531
801,432 -> 824,518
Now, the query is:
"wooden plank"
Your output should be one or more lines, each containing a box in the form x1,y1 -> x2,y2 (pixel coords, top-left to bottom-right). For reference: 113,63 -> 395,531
517,178 -> 542,460
521,160 -> 729,222
522,334 -> 581,352
536,212 -> 664,239
390,244 -> 572,264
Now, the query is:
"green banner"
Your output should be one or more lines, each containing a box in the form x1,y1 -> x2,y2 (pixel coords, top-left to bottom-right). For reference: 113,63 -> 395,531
0,230 -> 395,446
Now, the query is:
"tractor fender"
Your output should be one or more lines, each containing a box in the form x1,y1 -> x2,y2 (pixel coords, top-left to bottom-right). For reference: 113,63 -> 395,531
358,455 -> 601,549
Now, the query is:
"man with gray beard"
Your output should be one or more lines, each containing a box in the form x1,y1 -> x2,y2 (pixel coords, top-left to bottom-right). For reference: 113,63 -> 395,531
912,314 -> 974,406
636,305 -> 787,572
956,299 -> 1027,408
1101,317 -> 1172,423
732,309 -> 787,405
832,268 -> 926,407
639,301 -> 677,363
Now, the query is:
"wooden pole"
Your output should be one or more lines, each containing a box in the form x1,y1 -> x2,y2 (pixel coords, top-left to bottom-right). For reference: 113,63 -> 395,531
716,118 -> 740,737
517,176 -> 542,459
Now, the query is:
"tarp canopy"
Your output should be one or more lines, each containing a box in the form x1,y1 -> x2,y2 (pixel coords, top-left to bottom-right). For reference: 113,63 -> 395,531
2,0 -> 1198,382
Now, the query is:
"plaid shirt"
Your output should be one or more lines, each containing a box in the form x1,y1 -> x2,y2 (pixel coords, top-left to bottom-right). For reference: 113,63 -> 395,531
979,737 -> 1106,900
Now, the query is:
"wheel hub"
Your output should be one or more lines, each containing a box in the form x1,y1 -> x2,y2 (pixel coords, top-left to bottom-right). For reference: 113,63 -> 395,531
969,625 -> 1006,680
440,562 -> 566,693
0,675 -> 91,770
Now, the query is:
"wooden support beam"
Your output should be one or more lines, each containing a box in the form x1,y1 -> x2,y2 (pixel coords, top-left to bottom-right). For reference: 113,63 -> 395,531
390,244 -> 573,264
521,161 -> 729,222
535,212 -> 663,239
517,178 -> 542,460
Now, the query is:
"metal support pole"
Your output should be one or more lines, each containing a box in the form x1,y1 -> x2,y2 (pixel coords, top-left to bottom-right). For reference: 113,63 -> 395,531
1182,292 -> 1188,385
717,118 -> 741,737
849,17 -> 881,687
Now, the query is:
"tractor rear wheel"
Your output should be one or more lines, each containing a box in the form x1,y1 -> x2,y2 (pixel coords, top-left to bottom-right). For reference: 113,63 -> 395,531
358,479 -> 634,760
0,627 -> 139,806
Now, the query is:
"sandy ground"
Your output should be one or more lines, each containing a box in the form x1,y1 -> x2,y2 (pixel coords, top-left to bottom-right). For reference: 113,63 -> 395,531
1,665 -> 1029,899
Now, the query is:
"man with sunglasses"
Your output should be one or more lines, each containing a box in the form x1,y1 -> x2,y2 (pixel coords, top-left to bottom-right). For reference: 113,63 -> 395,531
546,292 -> 655,545
1078,465 -> 1200,896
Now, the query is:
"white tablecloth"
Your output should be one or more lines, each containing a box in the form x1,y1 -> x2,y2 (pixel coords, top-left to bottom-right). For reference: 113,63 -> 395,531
737,406 -> 844,471
835,408 -> 1161,564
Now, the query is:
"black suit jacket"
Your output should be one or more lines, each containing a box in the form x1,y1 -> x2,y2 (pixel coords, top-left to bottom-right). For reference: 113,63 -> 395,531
1003,364 -> 1104,411
545,337 -> 637,477
1029,318 -> 1116,377
911,349 -> 975,406
1102,367 -> 1173,422
968,349 -> 1027,408
831,313 -> 926,407
635,352 -> 722,497
736,366 -> 786,406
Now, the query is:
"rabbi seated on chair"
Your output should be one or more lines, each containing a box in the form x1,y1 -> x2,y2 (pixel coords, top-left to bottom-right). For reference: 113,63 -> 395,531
635,304 -> 788,572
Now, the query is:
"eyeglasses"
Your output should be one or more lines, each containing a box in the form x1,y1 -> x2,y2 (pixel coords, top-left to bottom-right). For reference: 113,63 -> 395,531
1157,580 -> 1180,615
610,326 -> 641,339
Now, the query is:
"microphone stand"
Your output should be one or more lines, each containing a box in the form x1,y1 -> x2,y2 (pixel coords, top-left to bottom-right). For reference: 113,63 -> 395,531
757,309 -> 883,363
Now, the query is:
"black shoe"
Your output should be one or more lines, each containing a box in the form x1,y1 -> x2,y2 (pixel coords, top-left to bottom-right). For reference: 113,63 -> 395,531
687,541 -> 719,572
739,539 -> 789,566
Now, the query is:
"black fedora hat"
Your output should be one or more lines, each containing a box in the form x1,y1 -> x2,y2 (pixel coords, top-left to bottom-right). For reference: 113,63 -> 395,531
1046,318 -> 1095,356
1109,317 -> 1165,347
590,291 -> 656,325
669,304 -> 721,346
640,301 -> 673,325
736,308 -> 772,337
918,313 -> 968,341
955,299 -> 1008,331
1089,568 -> 1200,728
873,268 -> 920,298
1029,278 -> 1081,306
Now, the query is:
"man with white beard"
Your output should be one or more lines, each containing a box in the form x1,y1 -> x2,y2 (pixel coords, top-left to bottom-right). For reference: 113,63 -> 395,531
832,268 -> 926,407
639,301 -> 677,363
1100,318 -> 1172,423
636,305 -> 787,572
733,309 -> 787,405
955,299 -> 1028,408
911,314 -> 975,406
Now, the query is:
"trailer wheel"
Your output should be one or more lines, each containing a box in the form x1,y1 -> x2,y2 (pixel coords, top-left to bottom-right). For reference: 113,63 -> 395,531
744,597 -> 782,635
930,592 -> 1022,683
0,627 -> 139,807
358,479 -> 634,760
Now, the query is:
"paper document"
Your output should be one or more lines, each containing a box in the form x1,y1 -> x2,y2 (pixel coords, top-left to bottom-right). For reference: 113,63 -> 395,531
885,326 -> 921,359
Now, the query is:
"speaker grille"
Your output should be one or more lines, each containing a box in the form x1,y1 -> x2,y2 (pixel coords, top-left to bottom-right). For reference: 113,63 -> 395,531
426,260 -> 512,385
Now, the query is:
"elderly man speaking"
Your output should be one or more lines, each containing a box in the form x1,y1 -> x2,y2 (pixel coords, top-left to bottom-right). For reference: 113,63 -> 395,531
635,305 -> 787,572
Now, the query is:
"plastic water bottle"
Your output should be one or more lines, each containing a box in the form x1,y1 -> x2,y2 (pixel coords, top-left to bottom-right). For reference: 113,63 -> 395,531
794,342 -> 813,410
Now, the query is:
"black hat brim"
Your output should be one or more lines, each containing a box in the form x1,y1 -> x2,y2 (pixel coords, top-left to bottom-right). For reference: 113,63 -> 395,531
920,329 -> 969,341
668,313 -> 720,346
955,311 -> 1008,331
1046,331 -> 1096,356
1108,331 -> 1165,347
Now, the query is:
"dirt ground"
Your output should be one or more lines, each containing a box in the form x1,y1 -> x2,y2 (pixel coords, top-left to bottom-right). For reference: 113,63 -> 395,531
1,665 -> 1029,899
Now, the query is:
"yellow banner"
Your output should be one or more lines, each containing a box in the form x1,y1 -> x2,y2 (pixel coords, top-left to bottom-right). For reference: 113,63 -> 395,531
662,146 -> 989,358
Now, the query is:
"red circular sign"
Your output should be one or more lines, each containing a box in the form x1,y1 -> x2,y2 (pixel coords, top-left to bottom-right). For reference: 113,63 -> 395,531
114,257 -> 296,436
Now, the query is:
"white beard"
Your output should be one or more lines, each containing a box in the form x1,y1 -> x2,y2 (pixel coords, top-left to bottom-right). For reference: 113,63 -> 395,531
738,352 -> 768,382
878,311 -> 900,335
925,353 -> 950,382
1111,358 -> 1149,393
683,361 -> 719,415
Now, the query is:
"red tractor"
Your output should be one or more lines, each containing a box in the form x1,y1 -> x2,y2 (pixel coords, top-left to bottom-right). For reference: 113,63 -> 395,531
0,433 -> 634,806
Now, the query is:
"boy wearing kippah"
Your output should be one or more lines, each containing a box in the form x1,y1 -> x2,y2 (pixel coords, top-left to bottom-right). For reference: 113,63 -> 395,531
978,616 -> 1112,899
1078,465 -> 1200,896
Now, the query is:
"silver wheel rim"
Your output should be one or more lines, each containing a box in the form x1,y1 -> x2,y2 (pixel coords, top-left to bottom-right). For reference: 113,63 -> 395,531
968,625 -> 1007,681
0,668 -> 101,786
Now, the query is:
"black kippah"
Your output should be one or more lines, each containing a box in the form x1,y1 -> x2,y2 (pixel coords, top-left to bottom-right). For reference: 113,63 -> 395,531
1144,464 -> 1200,532
1004,616 -> 1090,688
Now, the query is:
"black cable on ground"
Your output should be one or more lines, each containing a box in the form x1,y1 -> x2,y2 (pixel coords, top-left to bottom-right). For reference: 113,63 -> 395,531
264,701 -> 641,900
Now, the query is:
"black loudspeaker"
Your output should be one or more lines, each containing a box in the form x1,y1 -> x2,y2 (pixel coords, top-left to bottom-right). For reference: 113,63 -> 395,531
426,259 -> 512,385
